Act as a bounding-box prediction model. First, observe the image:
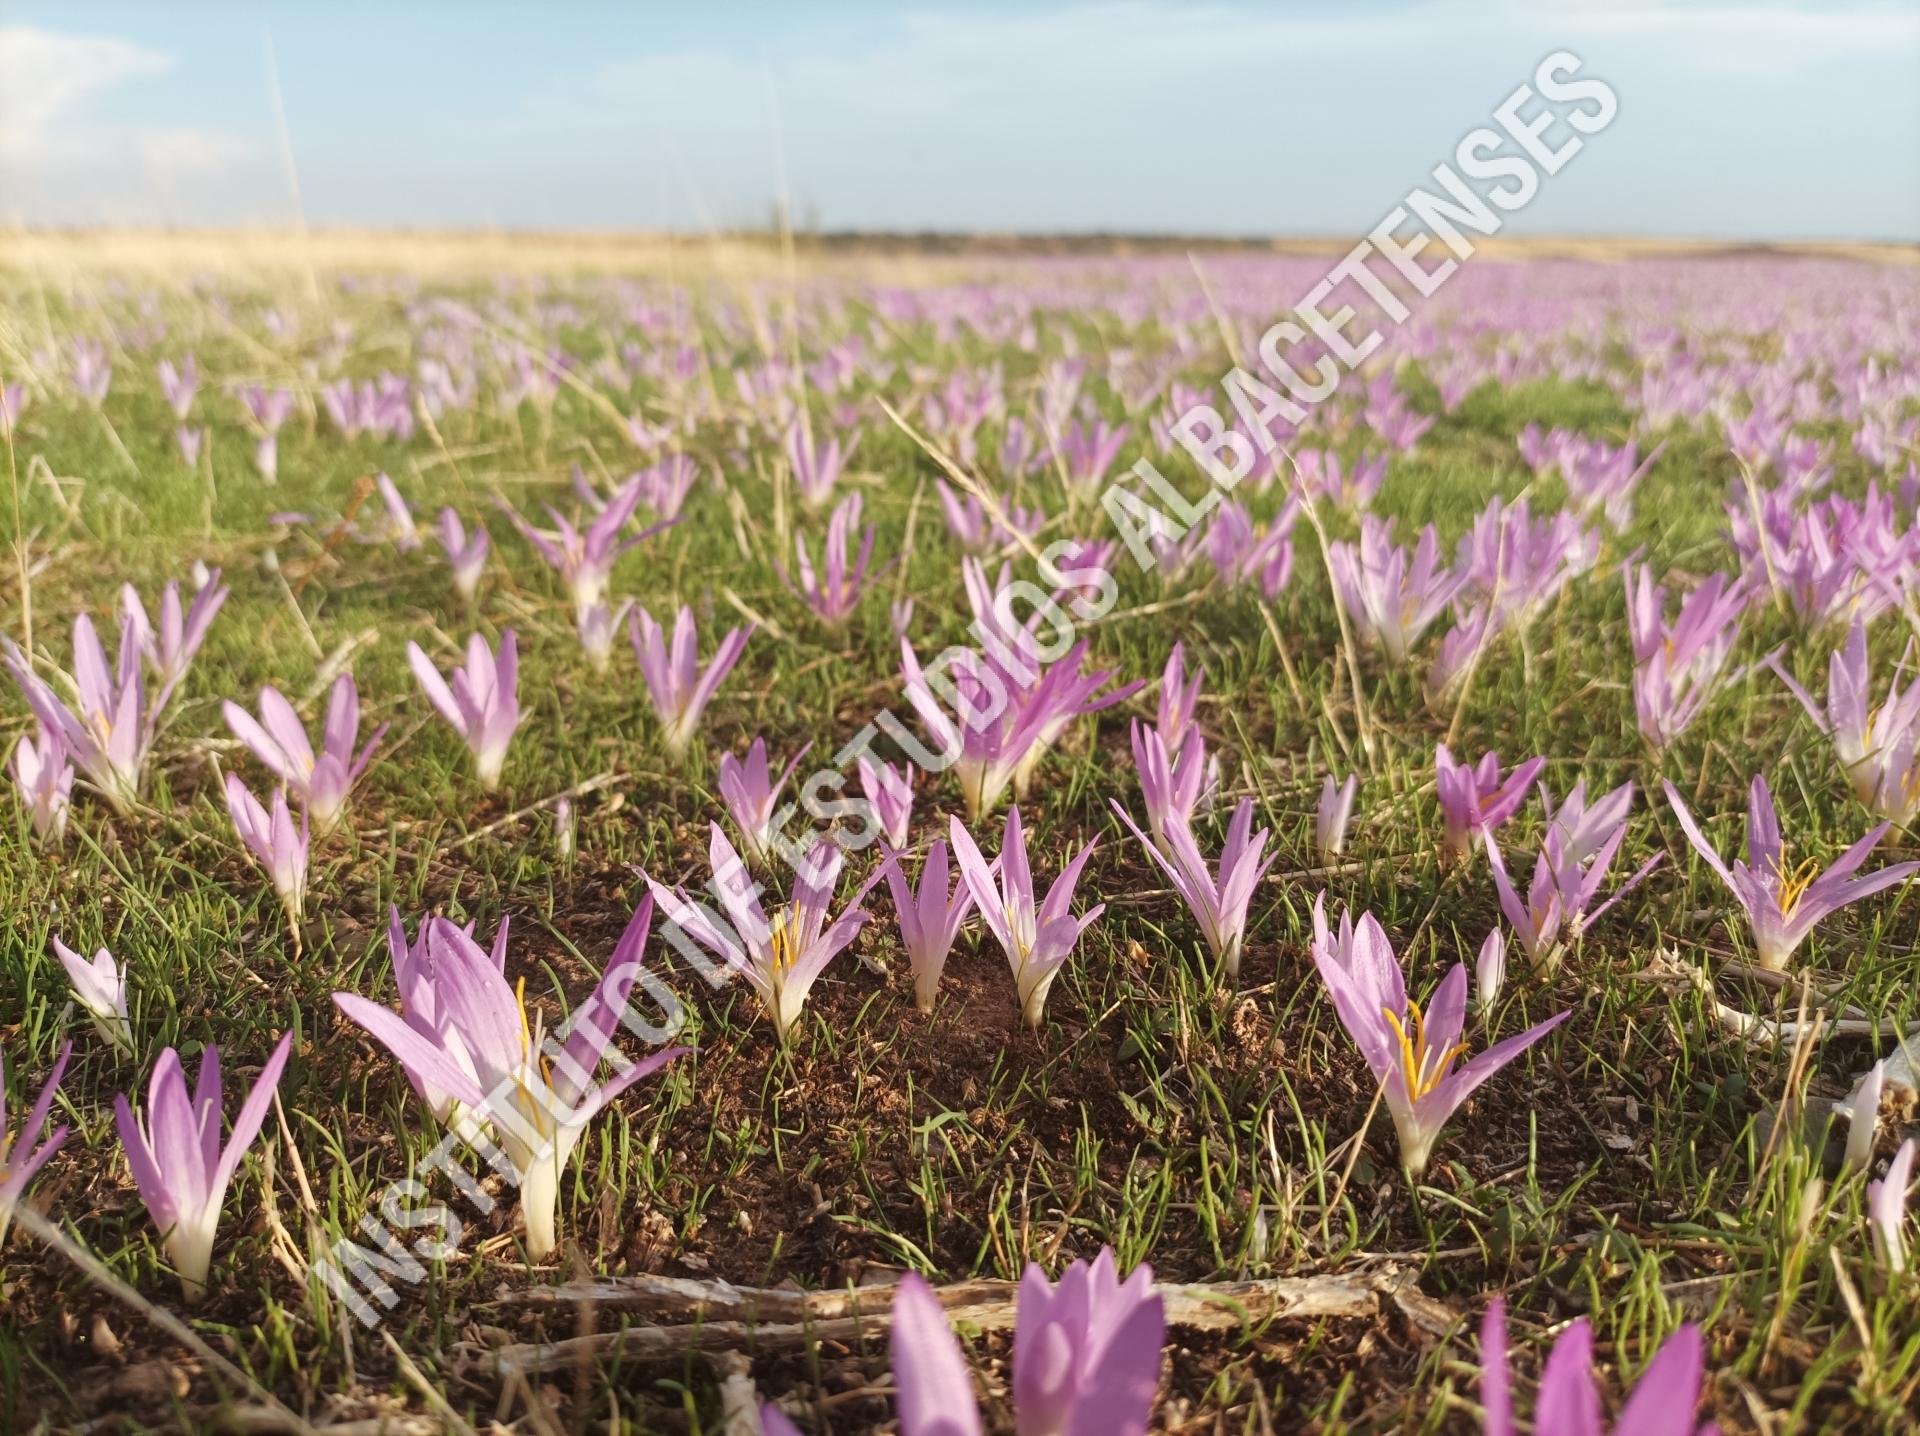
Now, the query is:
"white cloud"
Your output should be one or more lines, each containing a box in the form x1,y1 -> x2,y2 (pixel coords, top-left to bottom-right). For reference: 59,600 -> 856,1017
0,26 -> 170,140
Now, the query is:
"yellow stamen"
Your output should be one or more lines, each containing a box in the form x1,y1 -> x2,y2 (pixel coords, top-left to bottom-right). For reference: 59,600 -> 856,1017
768,906 -> 797,974
515,976 -> 532,1056
1772,853 -> 1822,917
1381,1001 -> 1471,1103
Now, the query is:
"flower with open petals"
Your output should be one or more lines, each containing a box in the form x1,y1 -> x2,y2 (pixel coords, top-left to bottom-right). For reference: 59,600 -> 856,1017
949,808 -> 1104,1028
1311,897 -> 1568,1176
1664,775 -> 1918,972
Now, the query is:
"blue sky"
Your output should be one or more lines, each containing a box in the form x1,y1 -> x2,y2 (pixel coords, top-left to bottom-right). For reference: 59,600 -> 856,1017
2,0 -> 1916,239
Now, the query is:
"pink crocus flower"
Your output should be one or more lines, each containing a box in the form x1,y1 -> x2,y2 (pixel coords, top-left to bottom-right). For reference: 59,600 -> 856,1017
785,421 -> 856,506
1310,896 -> 1569,1176
1132,720 -> 1213,844
779,491 -> 878,627
857,755 -> 914,849
1434,746 -> 1544,866
1624,564 -> 1752,750
10,727 -> 75,843
2,616 -> 151,812
1869,1137 -> 1916,1273
1479,1295 -> 1719,1436
1012,1248 -> 1166,1436
407,630 -> 523,790
1485,822 -> 1658,976
576,599 -> 632,674
1327,517 -> 1466,666
1157,642 -> 1204,752
1112,796 -> 1276,979
874,1247 -> 1164,1436
223,674 -> 386,836
52,937 -> 131,1050
1774,617 -> 1920,823
883,838 -> 978,1013
334,901 -> 686,1259
121,569 -> 228,704
371,473 -> 421,552
115,1033 -> 293,1299
157,356 -> 198,419
717,736 -> 810,865
1664,775 -> 1919,972
1318,772 -> 1359,861
949,808 -> 1105,1028
628,605 -> 752,758
503,478 -> 678,615
643,827 -> 880,1043
0,1041 -> 72,1246
175,426 -> 205,467
223,775 -> 309,925
435,508 -> 490,603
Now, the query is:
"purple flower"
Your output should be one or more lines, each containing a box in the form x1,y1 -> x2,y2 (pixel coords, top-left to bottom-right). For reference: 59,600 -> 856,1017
504,478 -> 677,615
1157,642 -> 1204,753
885,1248 -> 1164,1436
949,808 -> 1105,1028
224,674 -> 386,836
1053,416 -> 1129,490
1664,775 -> 1918,972
1434,746 -> 1543,867
1318,772 -> 1359,861
890,1272 -> 985,1436
115,1033 -> 293,1299
407,630 -> 523,790
0,381 -> 28,433
628,605 -> 752,757
1295,448 -> 1386,511
1132,720 -> 1212,845
1475,929 -> 1506,1011
1773,617 -> 1920,822
10,727 -> 74,843
157,356 -> 198,420
335,902 -> 686,1258
857,755 -> 914,849
1112,796 -> 1275,979
369,473 -> 421,552
644,827 -> 880,1042
435,508 -> 490,603
1311,896 -> 1569,1175
175,426 -> 205,467
577,600 -> 632,674
1624,564 -> 1752,750
0,1041 -> 72,1246
1479,1295 -> 1717,1436
1012,1247 -> 1165,1436
1869,1137 -> 1915,1273
1328,517 -> 1466,666
122,569 -> 228,704
1540,779 -> 1637,867
69,340 -> 111,405
779,491 -> 878,627
785,422 -> 857,506
718,737 -> 810,865
53,937 -> 131,1050
883,838 -> 978,1012
224,775 -> 310,924
4,615 -> 152,812
1486,821 -> 1657,976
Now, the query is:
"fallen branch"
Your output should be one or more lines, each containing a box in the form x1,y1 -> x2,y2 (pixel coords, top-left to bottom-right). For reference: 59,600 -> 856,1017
485,1269 -> 1390,1379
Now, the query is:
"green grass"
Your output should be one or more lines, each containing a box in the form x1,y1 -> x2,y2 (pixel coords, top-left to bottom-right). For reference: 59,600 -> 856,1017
0,254 -> 1917,1433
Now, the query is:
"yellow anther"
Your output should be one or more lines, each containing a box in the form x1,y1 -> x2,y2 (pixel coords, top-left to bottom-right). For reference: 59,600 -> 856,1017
1772,853 -> 1822,916
1381,1001 -> 1470,1103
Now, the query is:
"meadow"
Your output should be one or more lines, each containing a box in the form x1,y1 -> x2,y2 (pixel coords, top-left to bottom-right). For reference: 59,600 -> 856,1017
0,235 -> 1917,1433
